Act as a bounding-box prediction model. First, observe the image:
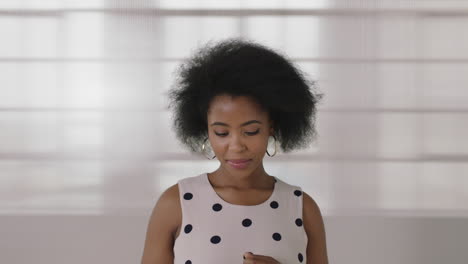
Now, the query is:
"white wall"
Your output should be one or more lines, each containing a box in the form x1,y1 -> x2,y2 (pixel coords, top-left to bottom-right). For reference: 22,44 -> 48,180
1,0 -> 467,263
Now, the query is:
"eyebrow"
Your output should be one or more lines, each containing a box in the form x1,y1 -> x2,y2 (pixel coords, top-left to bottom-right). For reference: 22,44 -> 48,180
210,120 -> 262,127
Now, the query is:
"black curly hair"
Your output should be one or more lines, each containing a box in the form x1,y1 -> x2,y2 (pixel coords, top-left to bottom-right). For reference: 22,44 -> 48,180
166,38 -> 324,154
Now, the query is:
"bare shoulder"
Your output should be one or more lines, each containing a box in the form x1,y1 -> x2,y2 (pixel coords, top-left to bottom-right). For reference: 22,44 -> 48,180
302,191 -> 329,264
302,191 -> 322,220
302,191 -> 324,238
153,183 -> 182,238
161,183 -> 182,227
141,183 -> 182,264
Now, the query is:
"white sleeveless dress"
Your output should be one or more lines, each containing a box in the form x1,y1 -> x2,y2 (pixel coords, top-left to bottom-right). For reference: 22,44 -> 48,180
173,173 -> 308,264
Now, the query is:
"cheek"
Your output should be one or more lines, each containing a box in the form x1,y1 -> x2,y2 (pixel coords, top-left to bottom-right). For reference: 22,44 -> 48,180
208,137 -> 226,152
251,138 -> 269,153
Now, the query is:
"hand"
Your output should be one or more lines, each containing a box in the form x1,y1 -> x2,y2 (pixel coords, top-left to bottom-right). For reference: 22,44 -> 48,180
243,252 -> 280,264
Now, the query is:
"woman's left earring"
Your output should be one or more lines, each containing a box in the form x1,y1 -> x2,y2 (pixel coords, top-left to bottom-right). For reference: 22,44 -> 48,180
266,135 -> 277,157
201,137 -> 216,160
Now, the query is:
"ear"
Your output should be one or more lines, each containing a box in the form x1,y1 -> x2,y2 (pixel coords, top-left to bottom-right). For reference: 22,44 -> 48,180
269,120 -> 275,136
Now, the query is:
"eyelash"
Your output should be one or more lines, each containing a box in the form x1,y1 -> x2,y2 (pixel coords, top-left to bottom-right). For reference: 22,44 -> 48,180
215,130 -> 260,137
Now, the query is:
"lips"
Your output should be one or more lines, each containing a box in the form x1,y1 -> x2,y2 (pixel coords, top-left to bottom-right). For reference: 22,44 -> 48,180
227,159 -> 251,164
226,159 -> 252,169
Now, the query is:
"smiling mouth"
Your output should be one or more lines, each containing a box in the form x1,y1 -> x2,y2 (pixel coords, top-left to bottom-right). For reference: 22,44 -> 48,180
226,159 -> 252,169
227,159 -> 251,163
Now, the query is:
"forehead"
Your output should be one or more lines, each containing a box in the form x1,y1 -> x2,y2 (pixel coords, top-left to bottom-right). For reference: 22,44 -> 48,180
207,95 -> 268,121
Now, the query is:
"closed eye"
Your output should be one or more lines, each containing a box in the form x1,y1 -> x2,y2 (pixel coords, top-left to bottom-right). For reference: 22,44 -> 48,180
214,129 -> 260,137
245,130 -> 260,136
214,132 -> 228,137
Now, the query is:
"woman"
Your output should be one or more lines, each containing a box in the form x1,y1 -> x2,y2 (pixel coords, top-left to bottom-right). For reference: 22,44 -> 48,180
141,38 -> 328,264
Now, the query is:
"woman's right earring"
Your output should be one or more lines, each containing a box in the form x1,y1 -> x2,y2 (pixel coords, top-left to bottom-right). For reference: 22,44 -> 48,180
201,137 -> 216,160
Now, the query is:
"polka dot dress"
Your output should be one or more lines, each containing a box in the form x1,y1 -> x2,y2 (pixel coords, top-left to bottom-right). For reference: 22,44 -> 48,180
173,173 -> 308,264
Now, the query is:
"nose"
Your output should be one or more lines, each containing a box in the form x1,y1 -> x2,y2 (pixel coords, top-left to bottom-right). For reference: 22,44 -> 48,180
228,134 -> 246,152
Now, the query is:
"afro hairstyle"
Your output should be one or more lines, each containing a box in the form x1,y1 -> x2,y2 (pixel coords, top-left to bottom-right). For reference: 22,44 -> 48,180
167,38 -> 324,154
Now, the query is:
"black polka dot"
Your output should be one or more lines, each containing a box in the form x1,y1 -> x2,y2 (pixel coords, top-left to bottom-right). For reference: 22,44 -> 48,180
183,193 -> 193,200
185,260 -> 192,264
242,218 -> 252,227
272,232 -> 282,241
184,224 -> 192,234
270,201 -> 279,209
295,218 -> 303,226
210,235 -> 221,244
298,253 -> 304,262
294,190 -> 302,196
212,203 -> 222,212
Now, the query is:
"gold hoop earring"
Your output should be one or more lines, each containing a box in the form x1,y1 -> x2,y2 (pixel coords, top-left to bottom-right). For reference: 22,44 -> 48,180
201,137 -> 216,160
266,135 -> 277,157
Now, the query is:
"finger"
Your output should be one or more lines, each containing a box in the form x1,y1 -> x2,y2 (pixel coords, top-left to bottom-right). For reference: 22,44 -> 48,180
243,252 -> 257,263
243,251 -> 253,260
244,258 -> 279,264
244,252 -> 270,260
243,252 -> 279,263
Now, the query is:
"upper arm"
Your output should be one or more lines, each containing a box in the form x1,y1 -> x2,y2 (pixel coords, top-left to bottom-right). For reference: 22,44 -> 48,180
141,183 -> 181,264
303,191 -> 329,264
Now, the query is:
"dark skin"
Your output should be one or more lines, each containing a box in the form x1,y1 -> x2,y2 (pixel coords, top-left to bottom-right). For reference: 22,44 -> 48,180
141,95 -> 329,264
206,94 -> 275,198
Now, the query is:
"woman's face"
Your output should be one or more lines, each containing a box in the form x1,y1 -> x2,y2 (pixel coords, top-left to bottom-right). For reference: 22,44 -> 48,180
206,94 -> 274,177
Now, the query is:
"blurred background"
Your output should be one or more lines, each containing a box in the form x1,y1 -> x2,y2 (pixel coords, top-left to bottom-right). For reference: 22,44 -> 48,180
1,0 -> 468,263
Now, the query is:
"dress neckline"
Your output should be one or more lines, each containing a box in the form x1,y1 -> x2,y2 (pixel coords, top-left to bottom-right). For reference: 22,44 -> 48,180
203,172 -> 278,207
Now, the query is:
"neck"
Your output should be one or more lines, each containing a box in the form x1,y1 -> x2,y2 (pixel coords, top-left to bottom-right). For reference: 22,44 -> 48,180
208,164 -> 273,190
